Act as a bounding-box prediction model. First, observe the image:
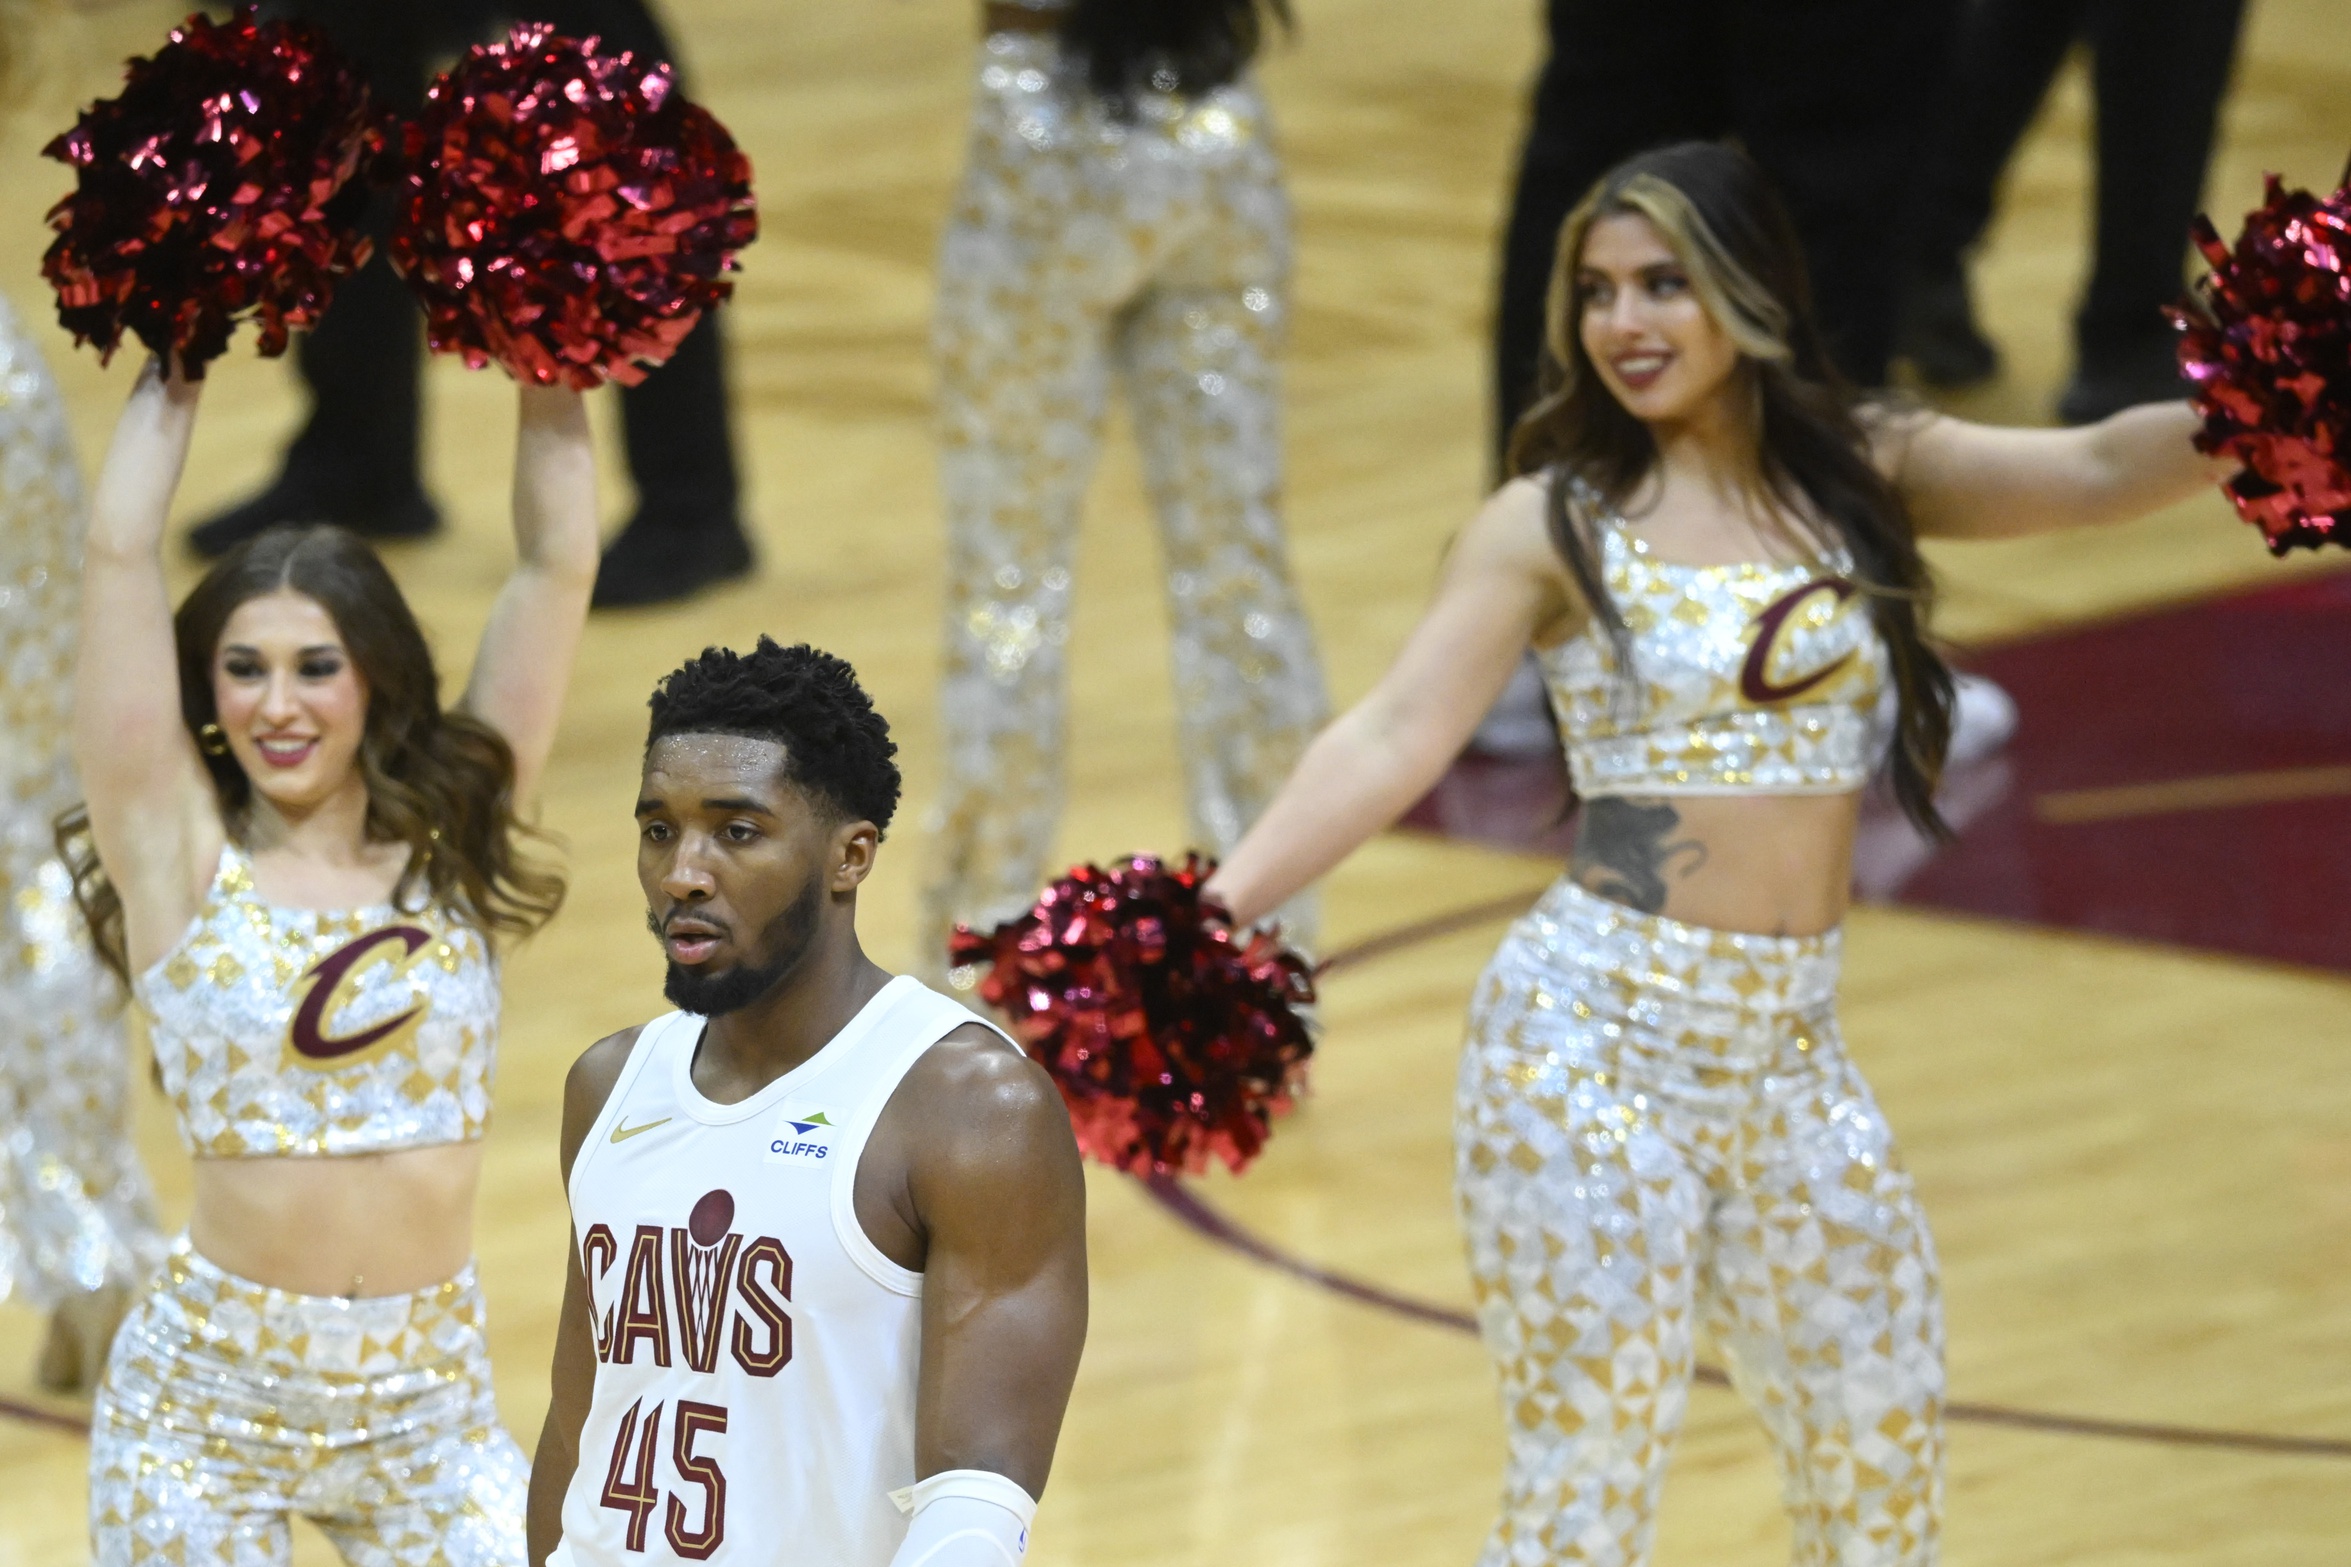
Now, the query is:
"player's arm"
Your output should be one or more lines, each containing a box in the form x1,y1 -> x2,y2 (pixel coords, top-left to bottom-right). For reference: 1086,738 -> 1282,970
527,1026 -> 641,1567
893,1025 -> 1088,1565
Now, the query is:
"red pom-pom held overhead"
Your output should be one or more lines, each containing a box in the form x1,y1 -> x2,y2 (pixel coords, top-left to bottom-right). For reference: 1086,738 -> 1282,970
2173,170 -> 2351,553
39,7 -> 375,378
390,24 -> 757,389
949,855 -> 1316,1179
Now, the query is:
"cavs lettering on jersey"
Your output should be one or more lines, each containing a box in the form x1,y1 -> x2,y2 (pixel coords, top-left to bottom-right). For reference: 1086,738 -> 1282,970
553,976 -> 1013,1567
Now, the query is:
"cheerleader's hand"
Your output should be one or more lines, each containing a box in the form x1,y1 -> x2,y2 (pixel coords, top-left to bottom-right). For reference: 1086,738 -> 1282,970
2172,173 -> 2351,553
952,855 -> 1316,1179
40,11 -> 373,377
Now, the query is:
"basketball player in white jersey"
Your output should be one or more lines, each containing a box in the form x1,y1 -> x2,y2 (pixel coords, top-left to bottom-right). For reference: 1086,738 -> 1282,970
529,639 -> 1088,1567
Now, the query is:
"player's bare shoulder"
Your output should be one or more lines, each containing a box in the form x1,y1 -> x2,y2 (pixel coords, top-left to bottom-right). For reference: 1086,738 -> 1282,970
898,1022 -> 1077,1168
560,1024 -> 648,1174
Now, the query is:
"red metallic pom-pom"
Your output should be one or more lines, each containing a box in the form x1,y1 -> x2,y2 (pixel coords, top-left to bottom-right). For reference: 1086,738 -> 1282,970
2172,171 -> 2351,553
39,6 -> 375,379
949,854 -> 1316,1178
389,23 -> 757,389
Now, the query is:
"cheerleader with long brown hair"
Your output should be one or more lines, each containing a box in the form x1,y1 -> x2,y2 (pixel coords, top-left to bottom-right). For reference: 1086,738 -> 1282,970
1207,141 -> 2235,1565
62,359 -> 597,1567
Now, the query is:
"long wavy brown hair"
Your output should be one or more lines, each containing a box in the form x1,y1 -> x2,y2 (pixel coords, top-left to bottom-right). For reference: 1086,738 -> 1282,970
1507,140 -> 1956,836
58,527 -> 564,981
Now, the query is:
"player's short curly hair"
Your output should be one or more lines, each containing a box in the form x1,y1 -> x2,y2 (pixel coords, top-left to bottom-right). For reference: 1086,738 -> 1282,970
645,639 -> 902,833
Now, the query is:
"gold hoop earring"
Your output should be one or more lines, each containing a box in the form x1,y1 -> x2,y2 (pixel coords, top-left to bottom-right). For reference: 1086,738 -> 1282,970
197,723 -> 229,758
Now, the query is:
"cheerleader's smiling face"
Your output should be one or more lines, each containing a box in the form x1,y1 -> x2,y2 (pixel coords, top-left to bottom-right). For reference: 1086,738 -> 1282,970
210,590 -> 372,813
1576,212 -> 1743,426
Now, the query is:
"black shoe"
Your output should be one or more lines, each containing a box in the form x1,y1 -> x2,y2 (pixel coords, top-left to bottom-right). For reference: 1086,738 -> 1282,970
1896,270 -> 2000,388
591,510 -> 754,609
187,473 -> 442,559
2056,345 -> 2191,425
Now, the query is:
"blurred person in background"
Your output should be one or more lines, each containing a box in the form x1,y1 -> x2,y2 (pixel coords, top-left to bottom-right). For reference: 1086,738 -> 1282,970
1473,0 -> 1977,766
1492,0 -> 1962,473
1897,0 -> 2248,422
203,0 -> 753,608
0,300 -> 165,1397
920,0 -> 1329,978
0,5 -> 164,1399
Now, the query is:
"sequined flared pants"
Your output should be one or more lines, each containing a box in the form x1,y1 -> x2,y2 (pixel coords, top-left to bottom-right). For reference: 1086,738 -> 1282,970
90,1241 -> 528,1567
1457,880 -> 1943,1566
0,290 -> 160,1312
921,35 -> 1329,968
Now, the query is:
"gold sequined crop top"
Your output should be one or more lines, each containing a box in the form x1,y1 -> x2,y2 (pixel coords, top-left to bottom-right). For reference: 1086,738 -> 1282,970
132,845 -> 500,1158
1538,480 -> 1891,796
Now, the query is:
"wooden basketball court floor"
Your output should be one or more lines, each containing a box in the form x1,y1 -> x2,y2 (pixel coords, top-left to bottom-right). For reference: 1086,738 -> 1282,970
3,1 -> 2349,1561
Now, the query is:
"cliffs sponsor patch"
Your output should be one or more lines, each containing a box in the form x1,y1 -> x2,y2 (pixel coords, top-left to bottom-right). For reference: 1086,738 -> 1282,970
764,1106 -> 840,1165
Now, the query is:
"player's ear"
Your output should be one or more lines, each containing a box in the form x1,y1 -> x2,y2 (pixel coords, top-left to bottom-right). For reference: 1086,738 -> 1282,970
828,817 -> 880,892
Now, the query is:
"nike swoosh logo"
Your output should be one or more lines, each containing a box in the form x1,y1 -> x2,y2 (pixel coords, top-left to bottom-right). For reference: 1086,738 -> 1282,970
610,1117 -> 672,1144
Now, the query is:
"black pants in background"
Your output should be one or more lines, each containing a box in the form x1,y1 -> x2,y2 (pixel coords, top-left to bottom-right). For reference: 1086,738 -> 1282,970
1909,0 -> 2246,374
1491,0 -> 1957,469
269,0 -> 741,526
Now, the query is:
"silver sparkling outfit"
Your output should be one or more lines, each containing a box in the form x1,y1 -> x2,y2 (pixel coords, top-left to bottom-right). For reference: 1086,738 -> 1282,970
1455,481 -> 1940,1565
0,291 -> 162,1311
921,27 -> 1330,970
97,852 -> 517,1560
1536,478 -> 1891,798
91,1240 -> 527,1567
134,844 -> 501,1158
1458,881 -> 1943,1567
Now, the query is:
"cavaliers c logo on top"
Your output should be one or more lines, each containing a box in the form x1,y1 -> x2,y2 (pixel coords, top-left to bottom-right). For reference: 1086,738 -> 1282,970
1741,576 -> 1860,705
286,926 -> 435,1067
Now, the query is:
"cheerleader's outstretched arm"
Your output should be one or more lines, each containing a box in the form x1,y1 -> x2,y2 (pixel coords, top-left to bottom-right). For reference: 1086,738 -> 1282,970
1881,400 -> 2242,540
1208,478 -> 1573,929
460,382 -> 601,805
73,359 -> 219,961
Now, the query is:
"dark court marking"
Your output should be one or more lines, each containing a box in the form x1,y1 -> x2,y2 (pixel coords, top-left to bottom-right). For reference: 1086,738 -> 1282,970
1141,1175 -> 2351,1461
1312,888 -> 1552,979
13,892 -> 2342,1460
0,1394 -> 91,1437
1154,893 -> 2351,1463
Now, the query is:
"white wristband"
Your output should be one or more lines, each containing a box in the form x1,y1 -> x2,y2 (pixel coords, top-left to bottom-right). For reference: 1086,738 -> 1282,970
886,1469 -> 1038,1567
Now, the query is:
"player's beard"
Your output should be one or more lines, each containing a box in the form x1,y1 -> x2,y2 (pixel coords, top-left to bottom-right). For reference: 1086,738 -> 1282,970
660,878 -> 825,1017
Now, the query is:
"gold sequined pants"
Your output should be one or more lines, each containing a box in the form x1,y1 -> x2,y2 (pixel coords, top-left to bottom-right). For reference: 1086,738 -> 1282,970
921,35 -> 1329,973
0,287 -> 161,1312
1457,880 -> 1943,1566
90,1240 -> 527,1567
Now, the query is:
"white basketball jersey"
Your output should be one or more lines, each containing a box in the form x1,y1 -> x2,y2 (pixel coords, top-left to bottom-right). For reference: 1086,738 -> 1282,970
553,975 -> 1008,1567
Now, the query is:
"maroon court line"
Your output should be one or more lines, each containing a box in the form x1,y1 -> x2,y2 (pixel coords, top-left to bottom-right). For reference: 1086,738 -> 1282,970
0,1393 -> 91,1437
15,898 -> 2343,1460
1140,1176 -> 2351,1461
1165,891 -> 2351,1464
1312,889 -> 1551,979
